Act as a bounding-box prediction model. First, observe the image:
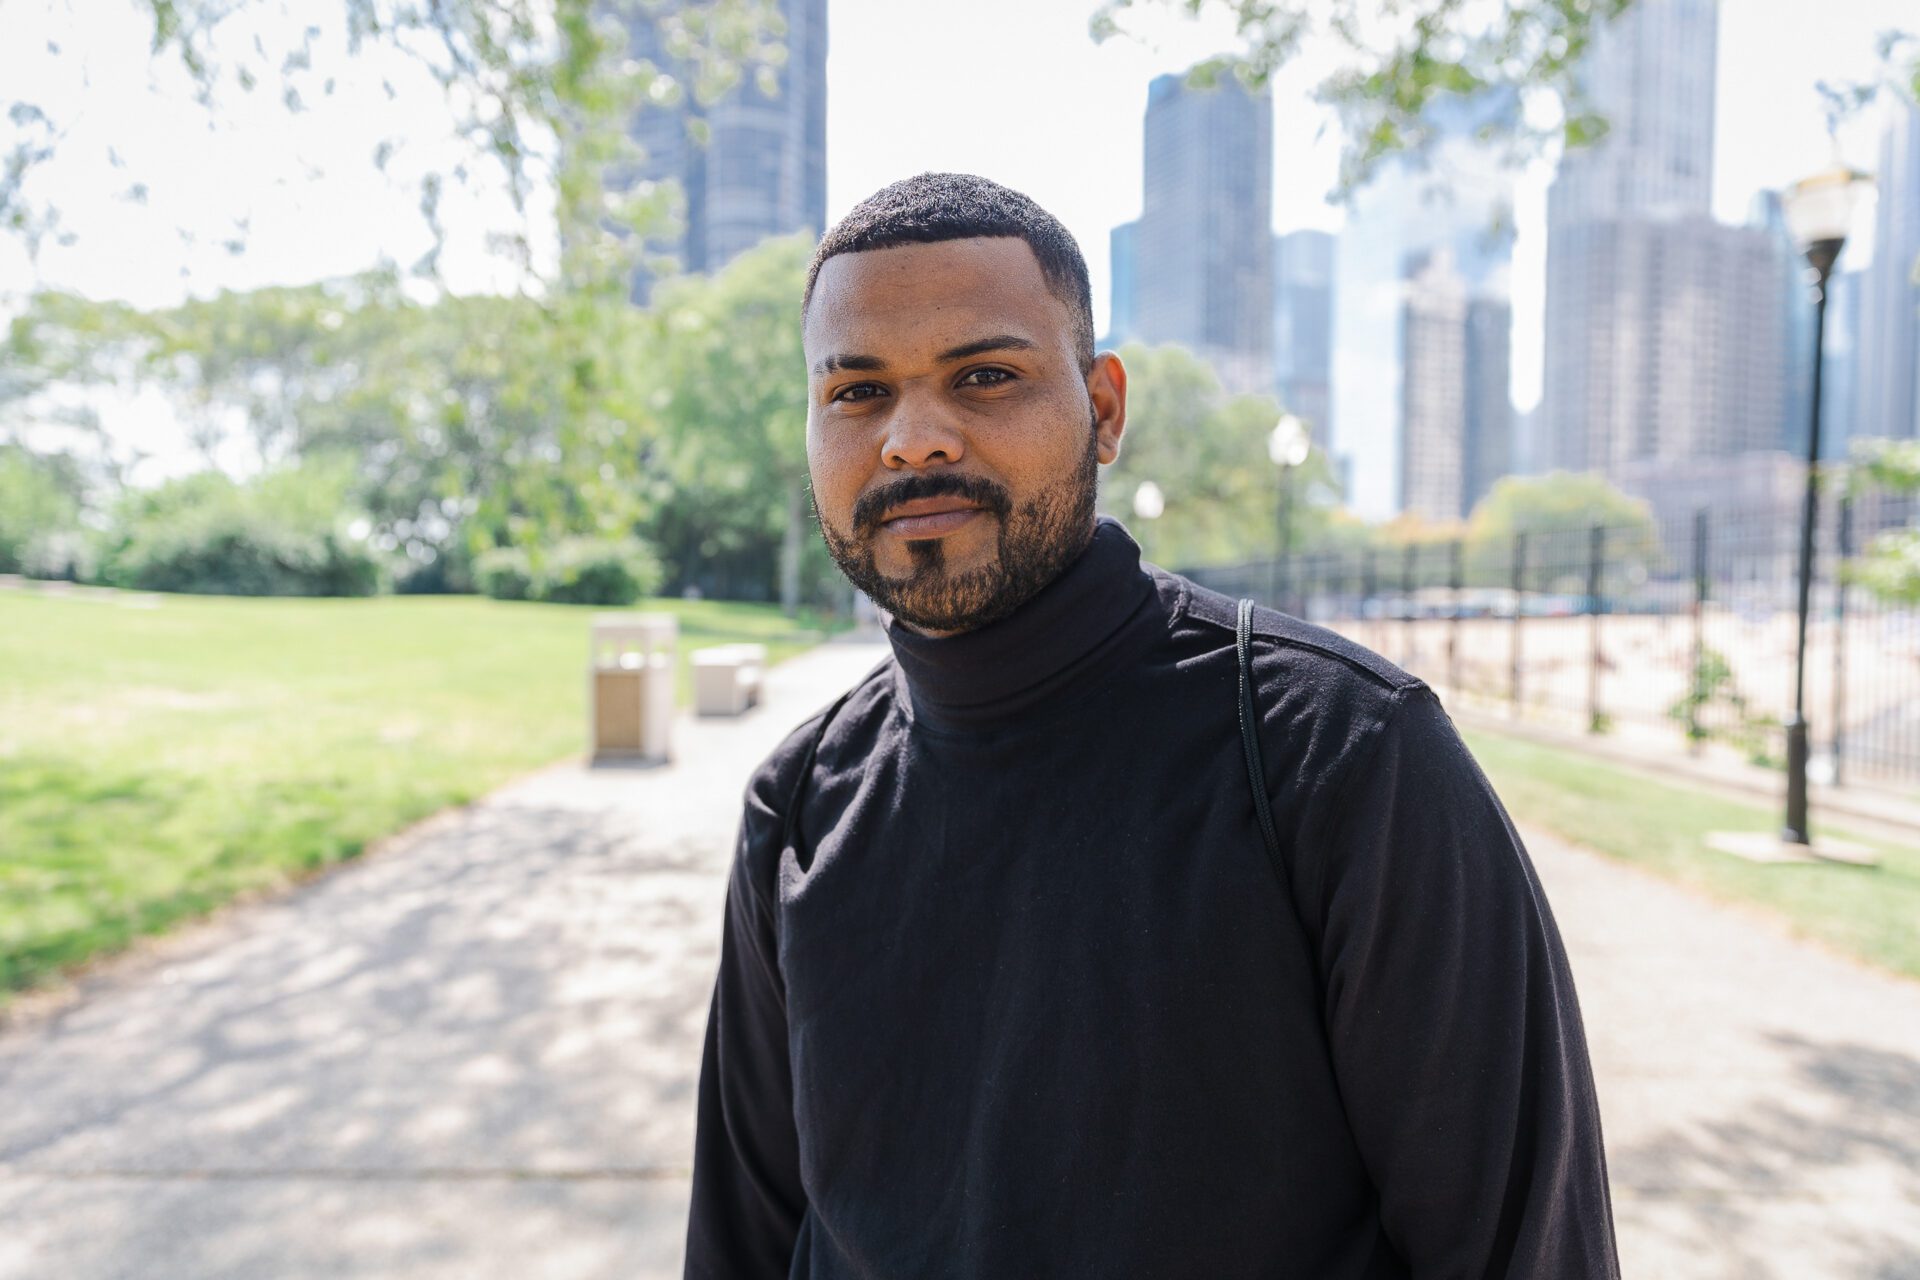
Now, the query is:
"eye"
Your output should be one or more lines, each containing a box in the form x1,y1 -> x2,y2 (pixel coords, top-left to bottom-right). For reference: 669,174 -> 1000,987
832,382 -> 886,404
958,367 -> 1015,388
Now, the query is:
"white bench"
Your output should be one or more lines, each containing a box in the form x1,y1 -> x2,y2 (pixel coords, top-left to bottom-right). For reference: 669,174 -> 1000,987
692,643 -> 767,716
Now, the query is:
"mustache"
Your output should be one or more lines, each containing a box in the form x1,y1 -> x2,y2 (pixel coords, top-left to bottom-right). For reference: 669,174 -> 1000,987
852,472 -> 1013,538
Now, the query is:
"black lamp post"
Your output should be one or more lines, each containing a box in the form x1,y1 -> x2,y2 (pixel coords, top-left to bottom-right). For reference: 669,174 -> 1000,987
1269,414 -> 1311,615
1779,165 -> 1872,845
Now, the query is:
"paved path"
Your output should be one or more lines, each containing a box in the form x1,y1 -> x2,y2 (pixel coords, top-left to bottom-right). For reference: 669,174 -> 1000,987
2,639 -> 1916,1278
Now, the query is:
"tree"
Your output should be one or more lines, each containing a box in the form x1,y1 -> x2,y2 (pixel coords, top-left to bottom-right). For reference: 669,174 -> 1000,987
0,444 -> 84,576
3,273 -> 671,587
644,233 -> 820,614
1844,439 -> 1920,605
1463,470 -> 1660,590
1099,342 -> 1342,570
4,0 -> 784,291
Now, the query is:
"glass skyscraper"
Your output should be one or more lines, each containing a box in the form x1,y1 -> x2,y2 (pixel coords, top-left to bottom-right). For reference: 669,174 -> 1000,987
613,0 -> 828,302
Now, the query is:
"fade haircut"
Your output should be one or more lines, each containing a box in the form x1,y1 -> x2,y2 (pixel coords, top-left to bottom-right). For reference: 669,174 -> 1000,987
803,173 -> 1097,374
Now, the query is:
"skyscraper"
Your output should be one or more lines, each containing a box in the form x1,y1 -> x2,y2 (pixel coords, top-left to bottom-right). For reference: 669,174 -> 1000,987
614,0 -> 828,301
1544,0 -> 1717,229
1398,248 -> 1513,522
1129,70 -> 1273,395
1273,229 -> 1335,432
1106,221 -> 1139,347
1857,97 -> 1920,443
1330,90 -> 1517,519
1540,0 -> 1794,481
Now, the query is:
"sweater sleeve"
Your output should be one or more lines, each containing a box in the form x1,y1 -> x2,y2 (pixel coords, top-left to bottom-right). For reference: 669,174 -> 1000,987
683,784 -> 807,1278
1297,683 -> 1620,1279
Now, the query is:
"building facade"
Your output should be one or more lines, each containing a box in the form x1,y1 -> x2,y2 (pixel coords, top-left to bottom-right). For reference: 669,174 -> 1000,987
1128,70 -> 1274,395
1548,216 -> 1786,473
615,0 -> 828,301
1398,248 -> 1513,522
1273,229 -> 1335,433
1331,90 -> 1518,519
1857,97 -> 1920,443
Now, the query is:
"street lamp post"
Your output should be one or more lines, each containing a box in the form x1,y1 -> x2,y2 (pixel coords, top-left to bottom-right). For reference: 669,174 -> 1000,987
1779,165 -> 1872,845
1269,414 -> 1311,616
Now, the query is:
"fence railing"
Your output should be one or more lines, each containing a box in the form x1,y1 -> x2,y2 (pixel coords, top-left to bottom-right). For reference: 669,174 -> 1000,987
1184,496 -> 1920,790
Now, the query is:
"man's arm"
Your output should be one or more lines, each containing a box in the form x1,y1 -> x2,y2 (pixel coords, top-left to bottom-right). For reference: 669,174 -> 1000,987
684,799 -> 807,1278
1293,683 -> 1620,1278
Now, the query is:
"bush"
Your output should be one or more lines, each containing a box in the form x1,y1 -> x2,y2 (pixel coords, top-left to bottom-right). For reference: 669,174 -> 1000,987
473,546 -> 535,601
474,537 -> 661,606
540,537 -> 662,606
97,468 -> 386,597
0,447 -> 84,576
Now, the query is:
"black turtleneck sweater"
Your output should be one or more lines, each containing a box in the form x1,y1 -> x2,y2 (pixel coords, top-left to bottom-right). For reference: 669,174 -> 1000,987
684,519 -> 1618,1279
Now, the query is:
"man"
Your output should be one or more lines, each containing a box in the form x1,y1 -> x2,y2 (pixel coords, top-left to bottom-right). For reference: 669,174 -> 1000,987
685,172 -> 1619,1278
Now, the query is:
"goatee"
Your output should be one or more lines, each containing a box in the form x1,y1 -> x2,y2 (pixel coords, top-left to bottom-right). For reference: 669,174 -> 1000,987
816,432 -> 1099,635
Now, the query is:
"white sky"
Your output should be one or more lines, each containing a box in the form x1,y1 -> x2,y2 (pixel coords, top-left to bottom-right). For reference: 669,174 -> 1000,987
1,0 -> 1913,450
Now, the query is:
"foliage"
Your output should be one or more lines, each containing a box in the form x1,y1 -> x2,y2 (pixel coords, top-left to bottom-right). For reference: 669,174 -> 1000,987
1843,438 -> 1920,606
1666,646 -> 1780,768
1092,4 -> 1919,197
4,0 -> 783,288
1463,470 -> 1661,589
96,462 -> 385,597
475,537 -> 662,605
473,545 -> 537,601
6,279 -> 660,582
1091,0 -> 1635,194
0,445 -> 85,576
1099,342 -> 1343,569
644,233 -> 833,611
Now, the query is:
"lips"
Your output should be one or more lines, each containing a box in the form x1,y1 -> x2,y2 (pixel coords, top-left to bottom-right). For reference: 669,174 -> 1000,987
879,497 -> 987,538
882,496 -> 982,523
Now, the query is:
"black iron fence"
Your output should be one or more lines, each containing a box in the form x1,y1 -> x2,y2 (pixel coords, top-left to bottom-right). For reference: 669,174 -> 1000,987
1186,496 -> 1920,790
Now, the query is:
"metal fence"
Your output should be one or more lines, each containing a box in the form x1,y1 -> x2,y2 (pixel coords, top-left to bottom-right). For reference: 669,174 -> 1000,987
1185,495 -> 1920,791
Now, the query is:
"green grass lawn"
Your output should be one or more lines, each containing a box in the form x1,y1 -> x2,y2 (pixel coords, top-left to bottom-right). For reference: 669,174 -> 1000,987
1463,727 -> 1920,982
0,590 -> 838,1001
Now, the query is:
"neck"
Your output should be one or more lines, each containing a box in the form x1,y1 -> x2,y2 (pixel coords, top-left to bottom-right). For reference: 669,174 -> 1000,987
883,517 -> 1158,728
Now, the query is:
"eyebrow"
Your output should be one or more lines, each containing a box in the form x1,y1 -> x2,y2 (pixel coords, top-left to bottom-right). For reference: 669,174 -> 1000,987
811,333 -> 1040,377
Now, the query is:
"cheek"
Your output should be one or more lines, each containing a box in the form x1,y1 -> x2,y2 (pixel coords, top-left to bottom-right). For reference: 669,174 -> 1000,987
806,421 -> 864,519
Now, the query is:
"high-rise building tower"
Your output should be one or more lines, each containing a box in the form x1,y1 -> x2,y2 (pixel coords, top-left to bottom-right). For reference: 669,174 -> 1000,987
1398,248 -> 1513,522
615,0 -> 828,301
1130,70 -> 1273,394
1544,0 -> 1717,230
1331,90 -> 1517,519
1273,229 -> 1335,432
1857,97 -> 1920,443
1106,221 -> 1139,347
1540,0 -> 1795,483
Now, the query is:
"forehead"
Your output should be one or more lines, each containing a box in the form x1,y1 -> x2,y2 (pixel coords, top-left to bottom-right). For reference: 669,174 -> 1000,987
804,237 -> 1072,363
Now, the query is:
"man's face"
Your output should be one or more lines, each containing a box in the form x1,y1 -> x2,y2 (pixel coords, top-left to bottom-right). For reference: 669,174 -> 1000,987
804,236 -> 1126,635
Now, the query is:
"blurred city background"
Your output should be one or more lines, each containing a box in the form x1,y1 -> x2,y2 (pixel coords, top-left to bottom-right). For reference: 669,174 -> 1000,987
2,1 -> 1918,1277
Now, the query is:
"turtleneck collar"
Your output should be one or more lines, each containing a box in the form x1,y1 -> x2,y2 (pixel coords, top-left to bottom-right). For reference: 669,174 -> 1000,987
884,516 -> 1160,729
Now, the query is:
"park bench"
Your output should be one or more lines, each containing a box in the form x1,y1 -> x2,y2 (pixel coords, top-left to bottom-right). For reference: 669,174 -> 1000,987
692,643 -> 766,716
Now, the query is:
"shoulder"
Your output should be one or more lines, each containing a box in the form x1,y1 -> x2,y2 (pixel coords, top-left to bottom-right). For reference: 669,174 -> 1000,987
1159,566 -> 1424,700
734,655 -> 897,897
1154,566 -> 1437,818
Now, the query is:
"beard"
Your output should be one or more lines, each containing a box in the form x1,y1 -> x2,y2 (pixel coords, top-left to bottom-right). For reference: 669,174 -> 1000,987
815,430 -> 1100,635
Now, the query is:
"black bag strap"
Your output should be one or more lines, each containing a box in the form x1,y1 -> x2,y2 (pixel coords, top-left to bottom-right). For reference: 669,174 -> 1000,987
1236,597 -> 1292,897
781,687 -> 855,856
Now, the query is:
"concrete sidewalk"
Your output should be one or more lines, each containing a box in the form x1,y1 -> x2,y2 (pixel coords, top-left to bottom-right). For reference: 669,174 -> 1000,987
3,636 -> 1917,1278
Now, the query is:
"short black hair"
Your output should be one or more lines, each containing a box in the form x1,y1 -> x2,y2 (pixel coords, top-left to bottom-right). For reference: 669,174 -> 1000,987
804,172 -> 1096,373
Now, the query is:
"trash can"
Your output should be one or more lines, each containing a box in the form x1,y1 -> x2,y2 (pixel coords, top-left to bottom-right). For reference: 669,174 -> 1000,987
589,612 -> 677,762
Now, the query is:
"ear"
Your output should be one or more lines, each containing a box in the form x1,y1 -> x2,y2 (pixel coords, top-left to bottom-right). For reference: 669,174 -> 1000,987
1088,350 -> 1127,465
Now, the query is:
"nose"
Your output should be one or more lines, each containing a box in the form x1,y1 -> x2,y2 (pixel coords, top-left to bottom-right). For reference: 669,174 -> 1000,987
880,399 -> 966,471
